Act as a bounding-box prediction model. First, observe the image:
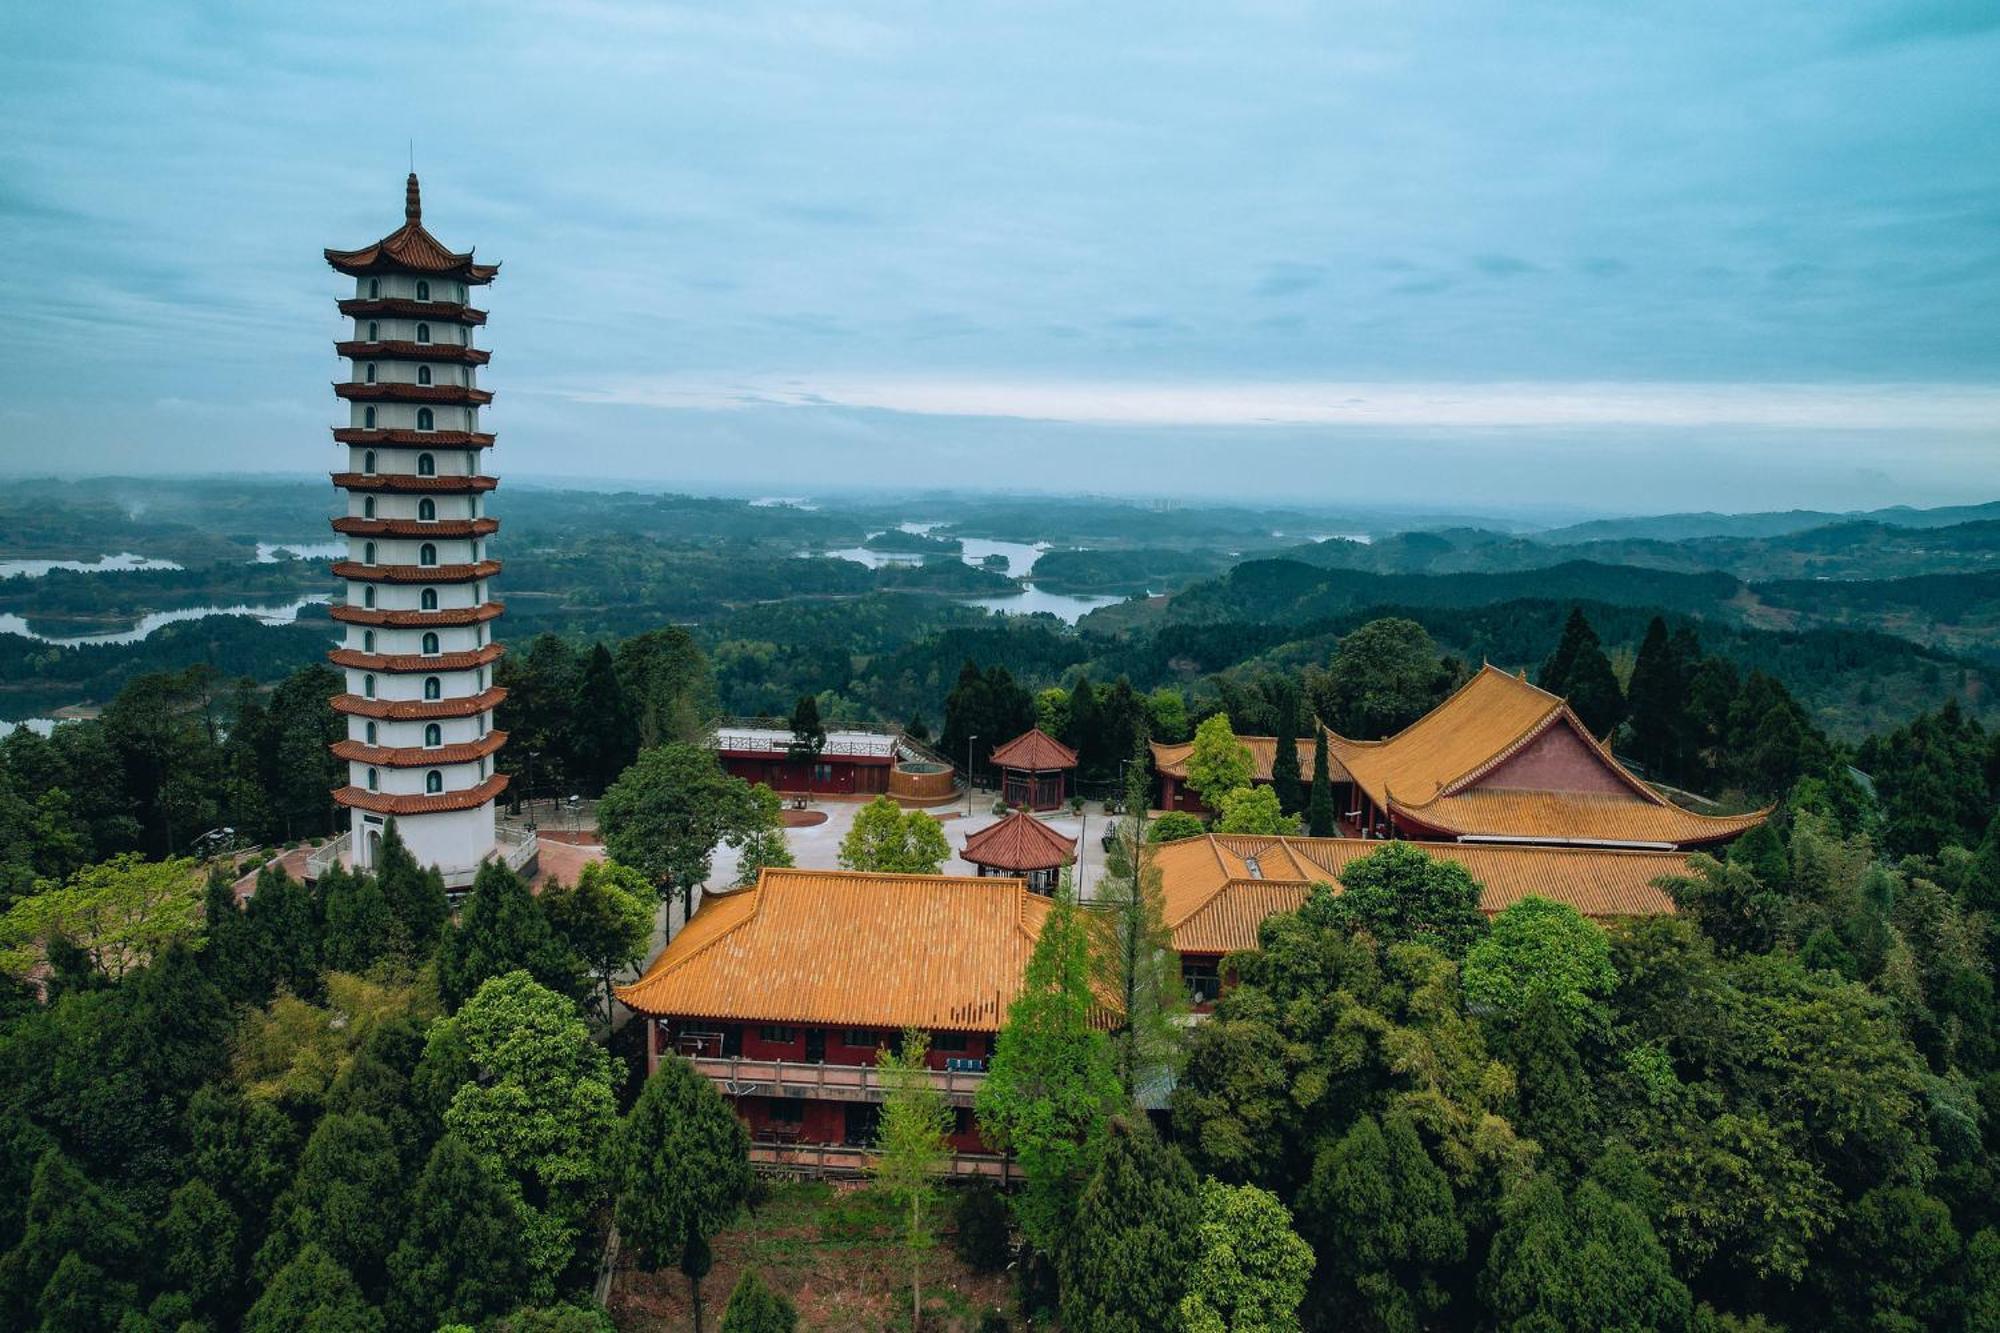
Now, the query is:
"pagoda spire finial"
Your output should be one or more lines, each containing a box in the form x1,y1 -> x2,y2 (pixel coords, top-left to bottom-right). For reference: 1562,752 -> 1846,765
404,172 -> 421,224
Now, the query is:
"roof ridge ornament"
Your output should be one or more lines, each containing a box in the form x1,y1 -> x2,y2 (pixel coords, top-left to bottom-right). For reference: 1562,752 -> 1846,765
405,172 -> 421,224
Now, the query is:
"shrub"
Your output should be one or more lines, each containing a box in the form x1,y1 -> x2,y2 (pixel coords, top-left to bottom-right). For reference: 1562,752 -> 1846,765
978,1310 -> 1011,1333
953,1184 -> 1013,1272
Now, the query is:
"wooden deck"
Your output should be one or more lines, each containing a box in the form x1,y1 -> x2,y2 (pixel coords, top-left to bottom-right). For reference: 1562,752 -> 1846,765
691,1055 -> 987,1107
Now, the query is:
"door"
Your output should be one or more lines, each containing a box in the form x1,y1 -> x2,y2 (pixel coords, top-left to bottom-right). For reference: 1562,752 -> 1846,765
805,1029 -> 826,1063
722,1025 -> 743,1057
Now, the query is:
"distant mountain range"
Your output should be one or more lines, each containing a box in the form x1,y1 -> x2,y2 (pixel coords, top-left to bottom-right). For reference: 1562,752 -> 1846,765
1532,500 -> 2000,544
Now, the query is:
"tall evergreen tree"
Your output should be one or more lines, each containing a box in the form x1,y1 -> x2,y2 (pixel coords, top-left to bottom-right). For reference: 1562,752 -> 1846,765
1098,749 -> 1187,1097
386,1133 -> 532,1333
437,861 -> 578,1011
1307,724 -> 1335,837
1300,1113 -> 1464,1331
0,1151 -> 142,1330
372,819 -> 448,958
163,1177 -> 243,1326
1539,607 -> 1626,738
244,1242 -> 382,1333
1271,688 -> 1304,817
718,1268 -> 797,1332
318,864 -> 394,974
1065,672 -> 1103,777
570,642 -> 635,795
1060,1117 -> 1204,1333
256,1111 -> 403,1296
1625,616 -> 1691,777
246,865 -> 321,1003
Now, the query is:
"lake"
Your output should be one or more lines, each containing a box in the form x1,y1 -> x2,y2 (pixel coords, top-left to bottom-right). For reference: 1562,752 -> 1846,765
0,596 -> 332,648
958,584 -> 1123,625
808,527 -> 1053,577
256,541 -> 345,563
0,552 -> 182,578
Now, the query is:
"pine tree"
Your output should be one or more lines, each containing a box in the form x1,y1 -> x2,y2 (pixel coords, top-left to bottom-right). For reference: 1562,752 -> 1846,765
319,865 -> 394,973
438,861 -> 578,1011
614,1055 -> 753,1333
1097,748 -> 1187,1097
571,643 -> 635,795
1539,607 -> 1625,738
719,1268 -> 797,1332
257,1111 -> 403,1296
1307,725 -> 1335,837
386,1134 -> 532,1333
163,1177 -> 243,1325
245,1243 -> 382,1333
1624,616 -> 1689,777
874,1030 -> 953,1327
0,1151 -> 142,1330
1065,672 -> 1102,776
785,693 -> 826,760
1271,690 -> 1304,817
1300,1114 -> 1464,1330
373,819 -> 448,957
1059,1117 -> 1204,1333
246,864 -> 321,1002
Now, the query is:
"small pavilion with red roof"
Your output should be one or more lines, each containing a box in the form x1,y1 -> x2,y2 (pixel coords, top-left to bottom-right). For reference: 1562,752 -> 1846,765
960,810 -> 1077,894
988,728 -> 1078,811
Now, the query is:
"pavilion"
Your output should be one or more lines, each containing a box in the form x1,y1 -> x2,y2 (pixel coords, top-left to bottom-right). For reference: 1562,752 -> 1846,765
959,810 -> 1076,894
988,727 -> 1079,811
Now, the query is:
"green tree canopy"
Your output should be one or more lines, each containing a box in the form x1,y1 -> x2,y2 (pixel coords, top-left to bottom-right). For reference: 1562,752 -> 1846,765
1185,714 -> 1255,811
1148,810 -> 1207,843
244,1242 -> 383,1333
874,1029 -> 954,1327
0,853 -> 202,982
1463,896 -> 1617,1030
1060,1116 -> 1204,1333
437,860 -> 579,1011
385,1133 -> 532,1333
718,1268 -> 797,1333
1538,606 -> 1627,739
1214,784 -> 1301,837
599,743 -> 773,914
836,796 -> 950,875
540,858 -> 655,1027
1327,841 -> 1488,959
1177,1178 -> 1315,1333
1298,1112 -> 1465,1330
1316,618 -> 1450,738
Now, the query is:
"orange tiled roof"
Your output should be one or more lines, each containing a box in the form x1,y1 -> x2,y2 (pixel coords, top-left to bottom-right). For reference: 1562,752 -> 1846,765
960,811 -> 1077,871
616,868 -> 1052,1031
1387,788 -> 1768,849
989,728 -> 1078,771
1149,734 -> 1322,783
325,174 -> 500,283
1150,833 -> 1683,955
333,772 -> 508,815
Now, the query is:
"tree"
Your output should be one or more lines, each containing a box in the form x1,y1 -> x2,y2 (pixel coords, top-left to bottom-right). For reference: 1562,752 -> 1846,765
614,1054 -> 752,1333
1060,1117 -> 1204,1333
386,1133 -> 532,1333
570,643 -> 635,796
318,864 -> 394,974
1148,810 -> 1207,843
1185,714 -> 1255,811
0,1151 -> 142,1330
163,1177 -> 242,1325
1299,1113 -> 1464,1330
540,858 -> 655,1028
718,1268 -> 797,1333
1148,687 -> 1191,743
1480,1170 -> 1690,1333
730,786 -> 795,887
1328,841 -> 1488,958
0,853 -> 202,982
1214,784 -> 1300,836
1625,616 -> 1693,778
875,1029 -> 953,1328
1270,692 -> 1305,817
1306,725 -> 1335,837
1463,896 -> 1616,1029
1099,753 -> 1188,1097
438,860 -> 579,1011
599,743 -> 772,917
1177,1178 -> 1315,1333
244,1242 -> 383,1333
246,864 -> 323,1003
430,971 -> 620,1301
1539,606 -> 1626,739
256,1111 -> 403,1294
786,694 -> 826,760
614,626 -> 718,749
371,819 -> 448,957
974,884 -> 1122,1251
837,796 -> 950,875
1318,618 -> 1448,737
952,1184 -> 1012,1272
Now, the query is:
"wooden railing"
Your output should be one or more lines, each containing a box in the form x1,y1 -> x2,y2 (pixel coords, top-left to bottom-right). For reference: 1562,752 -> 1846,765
690,1055 -> 987,1107
747,1141 -> 1016,1181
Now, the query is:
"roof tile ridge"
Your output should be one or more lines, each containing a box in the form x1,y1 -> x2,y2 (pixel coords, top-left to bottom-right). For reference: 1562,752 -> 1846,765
1362,662 -> 1521,753
630,879 -> 764,989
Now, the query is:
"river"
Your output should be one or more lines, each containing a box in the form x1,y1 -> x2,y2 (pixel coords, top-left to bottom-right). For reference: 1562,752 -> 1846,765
0,596 -> 333,648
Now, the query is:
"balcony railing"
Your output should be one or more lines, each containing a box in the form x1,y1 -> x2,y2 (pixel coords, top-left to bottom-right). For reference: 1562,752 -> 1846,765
305,832 -> 351,881
746,1141 -> 1017,1181
690,1055 -> 987,1107
495,820 -> 538,874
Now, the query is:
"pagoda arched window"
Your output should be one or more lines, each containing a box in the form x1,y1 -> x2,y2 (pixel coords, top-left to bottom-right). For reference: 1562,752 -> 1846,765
456,283 -> 466,302
367,767 -> 379,791
365,363 -> 377,384
362,585 -> 376,608
419,543 -> 438,567
418,498 -> 436,522
424,676 -> 442,700
425,770 -> 443,794
363,630 -> 375,652
417,452 -> 436,475
363,673 -> 376,698
417,365 -> 432,386
421,631 -> 440,655
367,321 -> 378,341
363,449 -> 377,474
365,721 -> 377,744
363,541 -> 376,565
459,367 -> 469,386
416,281 -> 430,302
459,326 -> 469,346
363,496 -> 376,518
424,723 -> 442,748
415,322 -> 431,344
421,587 -> 438,610
368,278 -> 379,298
416,409 -> 434,432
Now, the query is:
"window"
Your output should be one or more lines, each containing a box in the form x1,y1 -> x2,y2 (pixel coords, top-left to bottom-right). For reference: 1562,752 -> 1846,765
415,321 -> 431,343
418,498 -> 436,521
419,543 -> 438,567
813,763 -> 833,784
362,449 -> 376,474
464,410 -> 475,431
363,496 -> 376,518
417,451 -> 436,475
459,325 -> 469,346
424,723 -> 442,748
363,406 -> 376,429
424,676 -> 442,700
478,756 -> 486,778
421,587 -> 438,610
416,281 -> 430,302
768,1098 -> 805,1126
363,673 -> 376,698
845,1029 -> 883,1049
476,667 -> 484,690
367,321 -> 378,341
365,721 -> 377,744
363,541 -> 376,565
364,363 -> 377,383
758,1026 -> 797,1045
368,278 -> 379,298
416,408 -> 434,432
456,282 -> 466,302
421,631 -> 440,655
459,366 -> 469,386
932,1031 -> 969,1053
417,365 -> 432,386
362,630 -> 375,652
362,585 -> 376,608
425,770 -> 443,794
464,449 -> 477,472
1182,957 -> 1222,1005
366,766 -> 379,790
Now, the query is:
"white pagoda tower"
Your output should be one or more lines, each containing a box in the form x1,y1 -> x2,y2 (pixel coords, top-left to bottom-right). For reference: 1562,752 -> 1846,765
323,174 -> 510,885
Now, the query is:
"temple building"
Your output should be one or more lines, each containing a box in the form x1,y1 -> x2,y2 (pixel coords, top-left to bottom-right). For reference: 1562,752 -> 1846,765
1151,735 -> 1309,815
988,727 -> 1079,811
960,810 -> 1076,893
321,175 -> 516,887
1152,665 -> 1767,851
617,868 -> 1047,1178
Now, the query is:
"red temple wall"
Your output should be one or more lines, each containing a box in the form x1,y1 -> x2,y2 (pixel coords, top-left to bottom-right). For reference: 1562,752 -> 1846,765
1475,725 -> 1634,796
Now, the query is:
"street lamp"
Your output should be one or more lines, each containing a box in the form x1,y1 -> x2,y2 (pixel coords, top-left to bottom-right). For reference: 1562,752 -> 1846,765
965,734 -> 979,816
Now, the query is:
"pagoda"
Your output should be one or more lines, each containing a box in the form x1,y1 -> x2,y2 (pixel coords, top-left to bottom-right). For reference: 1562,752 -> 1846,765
322,174 -> 510,885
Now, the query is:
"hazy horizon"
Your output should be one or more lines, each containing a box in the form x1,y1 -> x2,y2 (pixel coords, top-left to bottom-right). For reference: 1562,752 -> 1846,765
3,2 -> 1996,511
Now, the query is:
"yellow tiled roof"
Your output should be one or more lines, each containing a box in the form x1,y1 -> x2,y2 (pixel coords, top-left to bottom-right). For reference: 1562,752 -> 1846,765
1149,734 -> 1321,783
1387,788 -> 1768,848
1152,833 -> 1683,955
614,868 -> 1050,1031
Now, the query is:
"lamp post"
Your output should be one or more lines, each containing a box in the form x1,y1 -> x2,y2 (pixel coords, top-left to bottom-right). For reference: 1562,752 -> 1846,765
965,734 -> 978,816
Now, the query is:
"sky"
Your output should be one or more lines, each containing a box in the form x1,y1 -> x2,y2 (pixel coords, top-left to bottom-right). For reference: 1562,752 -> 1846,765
1,1 -> 1997,515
